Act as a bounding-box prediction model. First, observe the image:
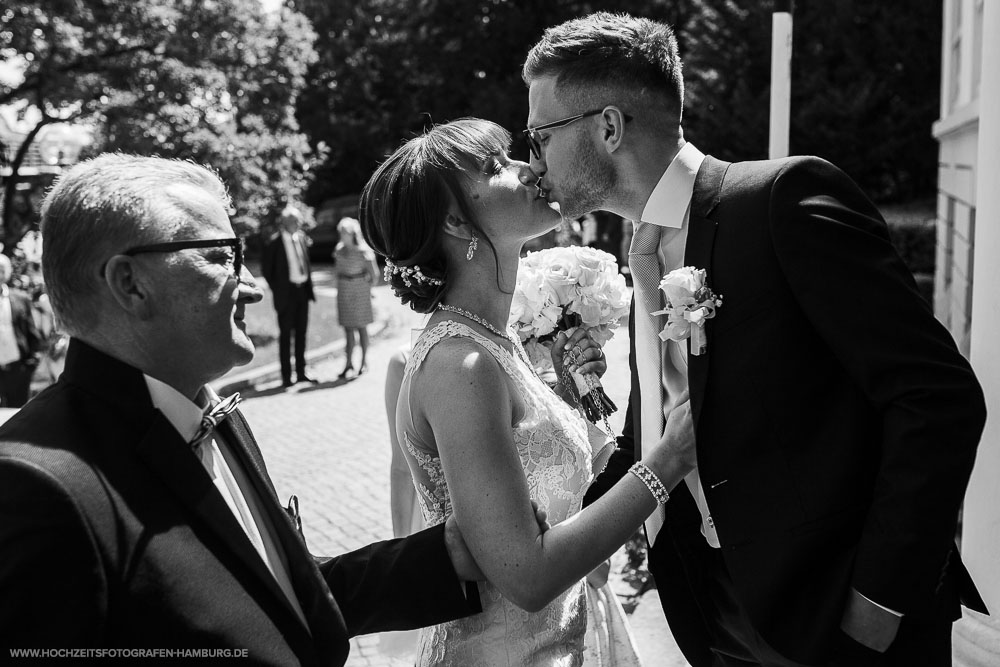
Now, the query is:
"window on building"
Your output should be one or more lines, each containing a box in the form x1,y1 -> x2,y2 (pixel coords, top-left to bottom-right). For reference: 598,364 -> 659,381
949,0 -> 963,110
972,0 -> 984,100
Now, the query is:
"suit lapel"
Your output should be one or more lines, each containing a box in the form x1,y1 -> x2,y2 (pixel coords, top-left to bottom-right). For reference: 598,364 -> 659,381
684,156 -> 729,426
221,412 -> 346,661
132,416 -> 301,623
61,340 -> 325,657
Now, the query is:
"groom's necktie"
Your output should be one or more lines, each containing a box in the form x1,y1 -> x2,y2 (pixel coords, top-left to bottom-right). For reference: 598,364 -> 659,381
631,221 -> 719,548
629,222 -> 668,543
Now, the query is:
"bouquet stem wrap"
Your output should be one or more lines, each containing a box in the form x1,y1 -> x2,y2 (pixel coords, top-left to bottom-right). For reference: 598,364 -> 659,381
560,319 -> 617,426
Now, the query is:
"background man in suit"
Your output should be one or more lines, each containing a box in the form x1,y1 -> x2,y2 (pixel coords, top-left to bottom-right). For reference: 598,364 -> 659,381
261,204 -> 315,387
524,13 -> 987,667
0,154 -> 485,662
0,254 -> 41,407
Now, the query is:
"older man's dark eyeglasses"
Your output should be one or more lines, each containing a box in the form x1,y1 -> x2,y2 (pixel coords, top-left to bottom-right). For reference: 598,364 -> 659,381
523,108 -> 633,160
119,237 -> 246,283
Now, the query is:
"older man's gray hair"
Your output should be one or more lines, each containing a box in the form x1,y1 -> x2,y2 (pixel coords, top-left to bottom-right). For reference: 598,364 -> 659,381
40,154 -> 231,336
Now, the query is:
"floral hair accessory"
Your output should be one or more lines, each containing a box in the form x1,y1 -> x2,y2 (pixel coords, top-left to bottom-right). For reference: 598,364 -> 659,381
652,266 -> 723,356
383,258 -> 444,287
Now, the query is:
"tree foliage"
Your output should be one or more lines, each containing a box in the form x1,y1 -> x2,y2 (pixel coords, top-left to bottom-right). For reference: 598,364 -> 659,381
294,0 -> 695,205
1,0 -> 320,244
297,0 -> 940,206
682,0 -> 942,201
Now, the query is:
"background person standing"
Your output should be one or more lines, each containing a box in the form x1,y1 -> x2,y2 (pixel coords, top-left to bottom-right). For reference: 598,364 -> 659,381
332,217 -> 378,379
0,254 -> 41,407
262,205 -> 316,387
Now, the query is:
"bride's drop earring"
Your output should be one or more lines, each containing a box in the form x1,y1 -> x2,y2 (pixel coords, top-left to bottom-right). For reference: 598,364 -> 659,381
466,233 -> 478,261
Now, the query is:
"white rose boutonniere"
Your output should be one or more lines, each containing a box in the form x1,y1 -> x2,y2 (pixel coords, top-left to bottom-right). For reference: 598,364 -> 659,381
651,266 -> 723,356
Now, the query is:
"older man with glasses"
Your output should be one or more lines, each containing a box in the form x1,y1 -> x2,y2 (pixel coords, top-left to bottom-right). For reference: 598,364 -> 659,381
0,154 -> 487,661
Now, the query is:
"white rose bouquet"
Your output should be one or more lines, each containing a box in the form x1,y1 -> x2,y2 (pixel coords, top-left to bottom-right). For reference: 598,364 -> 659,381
510,246 -> 630,423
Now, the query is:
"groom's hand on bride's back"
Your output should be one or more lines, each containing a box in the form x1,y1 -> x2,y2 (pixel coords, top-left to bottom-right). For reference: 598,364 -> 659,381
444,501 -> 550,581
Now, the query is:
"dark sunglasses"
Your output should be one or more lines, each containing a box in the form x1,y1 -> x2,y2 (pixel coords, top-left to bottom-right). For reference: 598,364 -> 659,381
523,108 -> 633,160
115,237 -> 246,283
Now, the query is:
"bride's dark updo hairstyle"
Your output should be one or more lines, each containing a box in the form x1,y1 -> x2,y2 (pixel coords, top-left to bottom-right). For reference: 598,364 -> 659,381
360,118 -> 510,313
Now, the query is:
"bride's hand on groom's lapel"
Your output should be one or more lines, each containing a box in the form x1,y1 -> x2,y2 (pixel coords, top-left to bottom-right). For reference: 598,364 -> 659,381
444,501 -> 551,582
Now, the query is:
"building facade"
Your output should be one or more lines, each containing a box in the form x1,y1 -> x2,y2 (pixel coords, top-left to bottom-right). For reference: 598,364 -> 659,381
933,0 -> 985,355
936,1 -> 1000,665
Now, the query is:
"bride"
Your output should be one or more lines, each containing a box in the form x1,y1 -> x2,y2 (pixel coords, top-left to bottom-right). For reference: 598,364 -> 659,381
360,118 -> 695,666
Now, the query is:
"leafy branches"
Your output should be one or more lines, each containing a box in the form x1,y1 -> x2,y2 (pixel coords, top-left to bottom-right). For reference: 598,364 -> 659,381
1,0 -> 320,244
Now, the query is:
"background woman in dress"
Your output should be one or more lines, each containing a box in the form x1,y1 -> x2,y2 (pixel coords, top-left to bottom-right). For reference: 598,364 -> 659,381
333,216 -> 379,378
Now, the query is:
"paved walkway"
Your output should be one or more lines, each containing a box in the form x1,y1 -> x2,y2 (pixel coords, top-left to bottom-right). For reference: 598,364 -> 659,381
219,285 -> 690,666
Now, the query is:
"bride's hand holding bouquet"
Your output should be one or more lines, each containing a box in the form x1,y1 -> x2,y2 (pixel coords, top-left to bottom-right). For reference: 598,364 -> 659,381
509,245 -> 630,426
550,326 -> 607,404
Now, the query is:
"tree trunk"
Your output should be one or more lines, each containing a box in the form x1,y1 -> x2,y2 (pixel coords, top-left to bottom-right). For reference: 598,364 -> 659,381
2,115 -> 53,255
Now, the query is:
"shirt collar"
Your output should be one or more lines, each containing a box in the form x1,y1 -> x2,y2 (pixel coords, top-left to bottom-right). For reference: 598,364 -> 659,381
144,374 -> 219,443
640,141 -> 706,228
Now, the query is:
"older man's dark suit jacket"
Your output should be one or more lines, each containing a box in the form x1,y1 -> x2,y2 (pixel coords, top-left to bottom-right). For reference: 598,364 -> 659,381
0,339 -> 478,664
586,156 -> 986,665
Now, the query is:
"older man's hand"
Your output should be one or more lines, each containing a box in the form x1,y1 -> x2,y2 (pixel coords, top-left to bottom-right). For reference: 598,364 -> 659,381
444,500 -> 549,581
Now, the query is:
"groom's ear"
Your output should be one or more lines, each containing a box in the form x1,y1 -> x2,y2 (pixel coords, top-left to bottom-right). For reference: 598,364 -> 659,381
442,213 -> 474,241
600,107 -> 628,154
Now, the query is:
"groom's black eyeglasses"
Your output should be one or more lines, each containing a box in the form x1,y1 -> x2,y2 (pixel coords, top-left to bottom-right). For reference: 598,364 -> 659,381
523,109 -> 633,160
116,237 -> 246,283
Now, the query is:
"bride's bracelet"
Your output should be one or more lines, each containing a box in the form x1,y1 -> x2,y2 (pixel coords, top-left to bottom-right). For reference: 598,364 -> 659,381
630,462 -> 671,505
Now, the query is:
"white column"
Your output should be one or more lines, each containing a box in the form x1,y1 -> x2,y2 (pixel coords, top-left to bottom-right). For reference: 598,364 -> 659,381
768,10 -> 793,159
956,0 -> 1000,663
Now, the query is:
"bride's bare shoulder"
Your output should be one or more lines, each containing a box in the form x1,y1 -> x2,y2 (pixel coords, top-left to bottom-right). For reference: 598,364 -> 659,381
417,335 -> 505,385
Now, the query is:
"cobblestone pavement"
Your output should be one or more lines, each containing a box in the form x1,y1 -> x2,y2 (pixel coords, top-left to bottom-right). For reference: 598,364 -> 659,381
228,284 -> 690,666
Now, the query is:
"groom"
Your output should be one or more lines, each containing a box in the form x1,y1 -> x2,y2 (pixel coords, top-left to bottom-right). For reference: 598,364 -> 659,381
524,12 -> 987,667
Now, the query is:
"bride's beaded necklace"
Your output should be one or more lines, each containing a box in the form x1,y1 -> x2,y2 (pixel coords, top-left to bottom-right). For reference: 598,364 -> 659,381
437,303 -> 532,368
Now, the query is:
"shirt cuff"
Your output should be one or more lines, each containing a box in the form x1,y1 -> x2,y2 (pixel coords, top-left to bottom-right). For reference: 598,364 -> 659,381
859,592 -> 903,617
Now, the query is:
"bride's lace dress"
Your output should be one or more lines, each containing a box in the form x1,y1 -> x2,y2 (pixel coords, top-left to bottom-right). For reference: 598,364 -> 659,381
398,321 -> 630,666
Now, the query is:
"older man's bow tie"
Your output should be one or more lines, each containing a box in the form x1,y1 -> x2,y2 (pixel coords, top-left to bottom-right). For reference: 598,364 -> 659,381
190,393 -> 242,448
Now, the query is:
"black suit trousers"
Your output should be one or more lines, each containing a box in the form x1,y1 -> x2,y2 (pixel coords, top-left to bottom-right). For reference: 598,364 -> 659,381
277,284 -> 310,381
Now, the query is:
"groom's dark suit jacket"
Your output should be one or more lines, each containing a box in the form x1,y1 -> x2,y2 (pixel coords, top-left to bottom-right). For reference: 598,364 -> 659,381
0,339 -> 478,663
587,156 -> 987,665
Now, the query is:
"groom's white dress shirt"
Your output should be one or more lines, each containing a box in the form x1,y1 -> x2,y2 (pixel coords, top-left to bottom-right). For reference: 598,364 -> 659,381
145,375 -> 308,625
631,141 -> 719,548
